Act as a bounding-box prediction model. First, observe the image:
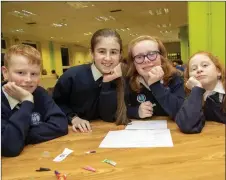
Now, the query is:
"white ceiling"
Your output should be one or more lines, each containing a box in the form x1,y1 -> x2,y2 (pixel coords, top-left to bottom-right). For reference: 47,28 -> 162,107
1,1 -> 188,48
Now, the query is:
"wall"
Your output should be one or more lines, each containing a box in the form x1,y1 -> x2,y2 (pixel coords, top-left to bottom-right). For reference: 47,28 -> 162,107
188,2 -> 225,64
1,33 -> 90,76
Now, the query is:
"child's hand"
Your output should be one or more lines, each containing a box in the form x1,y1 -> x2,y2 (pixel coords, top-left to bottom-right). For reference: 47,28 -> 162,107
147,66 -> 164,86
3,82 -> 34,103
186,77 -> 203,90
71,116 -> 92,133
138,101 -> 154,118
103,63 -> 122,82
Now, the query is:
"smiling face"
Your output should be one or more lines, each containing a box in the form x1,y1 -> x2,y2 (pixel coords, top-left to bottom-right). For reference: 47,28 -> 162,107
91,36 -> 121,74
188,54 -> 221,90
2,55 -> 40,93
132,40 -> 161,77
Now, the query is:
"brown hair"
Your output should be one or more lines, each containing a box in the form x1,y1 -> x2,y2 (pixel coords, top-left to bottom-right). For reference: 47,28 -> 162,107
184,51 -> 225,112
127,35 -> 177,92
115,62 -> 131,125
4,44 -> 41,67
90,28 -> 122,53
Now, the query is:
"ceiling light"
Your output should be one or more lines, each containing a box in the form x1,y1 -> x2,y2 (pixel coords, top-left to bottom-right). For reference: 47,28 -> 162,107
148,10 -> 154,15
149,8 -> 170,16
9,10 -> 36,18
157,23 -> 171,28
21,10 -> 36,16
66,2 -> 92,9
11,29 -> 24,33
84,32 -> 92,36
129,33 -> 138,37
164,8 -> 169,14
115,27 -> 130,32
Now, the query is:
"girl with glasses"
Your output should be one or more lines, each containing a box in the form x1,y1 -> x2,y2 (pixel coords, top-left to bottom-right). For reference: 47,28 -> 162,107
175,51 -> 225,133
117,36 -> 185,124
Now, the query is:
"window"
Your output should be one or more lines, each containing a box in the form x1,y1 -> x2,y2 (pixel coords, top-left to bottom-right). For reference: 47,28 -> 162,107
22,42 -> 37,49
61,47 -> 69,66
1,39 -> 6,49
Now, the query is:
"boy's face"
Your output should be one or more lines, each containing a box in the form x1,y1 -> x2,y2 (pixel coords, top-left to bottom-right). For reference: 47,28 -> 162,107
2,55 -> 40,93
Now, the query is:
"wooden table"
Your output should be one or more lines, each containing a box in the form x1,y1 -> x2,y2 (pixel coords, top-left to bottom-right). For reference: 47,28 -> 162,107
2,117 -> 225,180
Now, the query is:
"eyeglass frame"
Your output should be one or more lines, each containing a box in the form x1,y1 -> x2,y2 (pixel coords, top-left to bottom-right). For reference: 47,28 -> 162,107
133,51 -> 160,64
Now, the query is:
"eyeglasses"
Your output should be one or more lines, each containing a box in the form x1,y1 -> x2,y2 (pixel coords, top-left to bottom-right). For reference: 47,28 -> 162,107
133,51 -> 160,64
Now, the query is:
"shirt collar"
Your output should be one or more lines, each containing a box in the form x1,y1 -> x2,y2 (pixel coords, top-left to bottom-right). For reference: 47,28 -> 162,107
91,63 -> 103,81
137,76 -> 164,91
2,89 -> 20,110
203,80 -> 225,101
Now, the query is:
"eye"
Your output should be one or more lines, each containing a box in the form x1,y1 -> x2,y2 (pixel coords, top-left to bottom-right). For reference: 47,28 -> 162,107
202,63 -> 208,67
111,50 -> 118,55
98,50 -> 105,54
191,66 -> 197,71
17,71 -> 25,75
136,55 -> 143,59
31,73 -> 39,76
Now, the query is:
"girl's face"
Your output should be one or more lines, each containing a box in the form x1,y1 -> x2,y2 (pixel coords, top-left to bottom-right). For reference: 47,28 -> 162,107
91,36 -> 121,74
189,54 -> 221,90
132,40 -> 161,77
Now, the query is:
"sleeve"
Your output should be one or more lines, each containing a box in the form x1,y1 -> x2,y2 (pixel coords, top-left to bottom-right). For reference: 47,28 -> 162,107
1,101 -> 34,157
204,95 -> 226,124
150,76 -> 185,119
52,73 -> 75,124
175,87 -> 206,134
26,90 -> 68,144
99,81 -> 117,122
124,80 -> 140,119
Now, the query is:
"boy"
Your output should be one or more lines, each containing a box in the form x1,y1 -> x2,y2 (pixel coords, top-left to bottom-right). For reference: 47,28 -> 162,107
1,44 -> 68,157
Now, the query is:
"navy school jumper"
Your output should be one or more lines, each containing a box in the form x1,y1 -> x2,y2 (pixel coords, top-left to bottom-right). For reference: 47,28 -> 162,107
175,86 -> 226,134
1,84 -> 68,157
52,64 -> 118,124
125,74 -> 185,119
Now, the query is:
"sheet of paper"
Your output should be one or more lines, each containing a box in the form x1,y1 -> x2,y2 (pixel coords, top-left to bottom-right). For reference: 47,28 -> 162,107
125,120 -> 167,130
99,129 -> 173,148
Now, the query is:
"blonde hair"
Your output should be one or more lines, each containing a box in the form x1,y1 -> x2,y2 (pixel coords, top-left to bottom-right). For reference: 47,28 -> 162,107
184,51 -> 225,112
127,35 -> 177,92
4,44 -> 41,67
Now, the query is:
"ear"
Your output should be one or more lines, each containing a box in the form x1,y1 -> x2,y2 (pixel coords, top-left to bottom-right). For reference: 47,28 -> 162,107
216,67 -> 222,78
2,66 -> 9,81
90,49 -> 94,62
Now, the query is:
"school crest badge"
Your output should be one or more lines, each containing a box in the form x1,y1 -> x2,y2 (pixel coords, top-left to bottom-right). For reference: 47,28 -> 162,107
31,112 -> 41,125
137,94 -> 146,103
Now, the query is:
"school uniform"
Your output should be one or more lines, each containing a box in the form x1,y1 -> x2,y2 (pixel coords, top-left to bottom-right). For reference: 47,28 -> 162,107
1,84 -> 68,157
125,74 -> 185,119
175,81 -> 226,134
52,63 -> 117,124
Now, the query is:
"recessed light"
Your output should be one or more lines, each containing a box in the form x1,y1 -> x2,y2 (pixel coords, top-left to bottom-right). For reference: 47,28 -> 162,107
11,29 -> 24,33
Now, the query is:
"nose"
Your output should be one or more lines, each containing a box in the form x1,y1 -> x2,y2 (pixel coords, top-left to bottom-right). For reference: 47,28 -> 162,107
196,66 -> 203,73
143,56 -> 153,64
25,74 -> 32,82
104,52 -> 111,61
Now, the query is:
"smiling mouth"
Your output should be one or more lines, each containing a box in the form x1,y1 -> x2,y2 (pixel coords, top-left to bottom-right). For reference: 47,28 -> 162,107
102,63 -> 112,68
